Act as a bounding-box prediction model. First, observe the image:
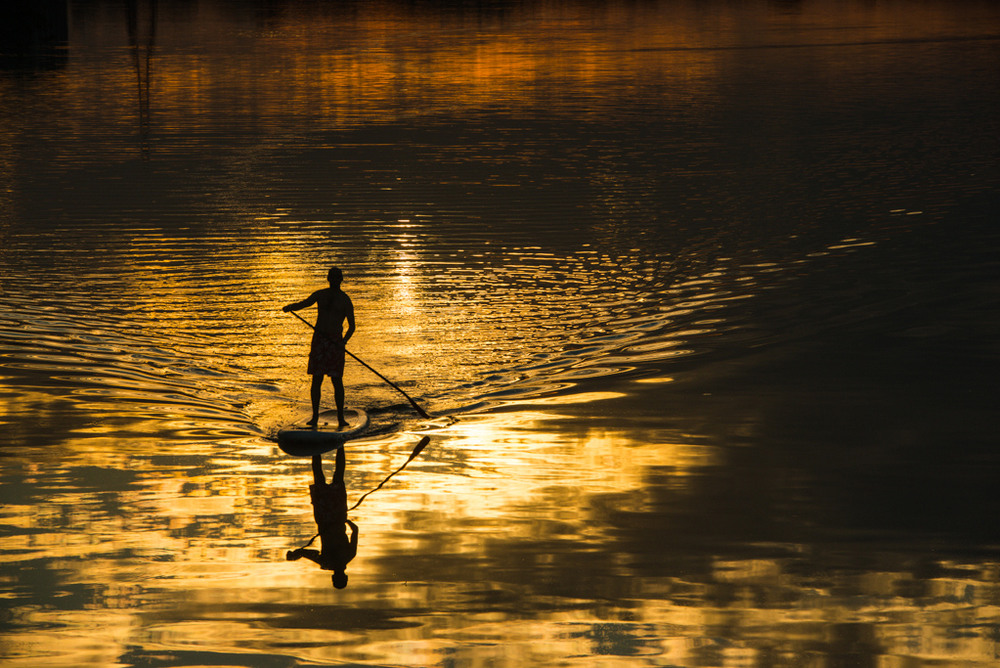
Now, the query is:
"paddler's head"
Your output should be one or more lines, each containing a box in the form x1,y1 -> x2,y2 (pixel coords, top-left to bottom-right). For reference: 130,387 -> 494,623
332,571 -> 348,589
327,266 -> 343,287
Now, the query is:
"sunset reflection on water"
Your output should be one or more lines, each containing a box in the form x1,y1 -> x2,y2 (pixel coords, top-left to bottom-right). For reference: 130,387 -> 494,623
5,409 -> 998,666
3,0 -> 1000,665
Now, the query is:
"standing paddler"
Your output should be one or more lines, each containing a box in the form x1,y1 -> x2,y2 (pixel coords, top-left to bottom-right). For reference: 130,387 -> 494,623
283,266 -> 356,428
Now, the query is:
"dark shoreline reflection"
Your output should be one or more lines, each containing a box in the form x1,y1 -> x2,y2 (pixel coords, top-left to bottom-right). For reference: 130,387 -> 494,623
0,0 -> 68,72
125,0 -> 156,158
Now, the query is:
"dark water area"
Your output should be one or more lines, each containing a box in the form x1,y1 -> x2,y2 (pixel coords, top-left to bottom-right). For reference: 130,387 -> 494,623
2,1 -> 1000,665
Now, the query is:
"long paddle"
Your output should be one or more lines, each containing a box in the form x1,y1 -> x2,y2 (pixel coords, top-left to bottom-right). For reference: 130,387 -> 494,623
287,310 -> 431,419
295,435 -> 431,548
349,436 -> 430,511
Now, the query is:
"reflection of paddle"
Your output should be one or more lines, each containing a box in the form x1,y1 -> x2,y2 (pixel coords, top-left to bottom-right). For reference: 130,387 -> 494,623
288,310 -> 431,419
349,436 -> 431,511
293,436 -> 430,549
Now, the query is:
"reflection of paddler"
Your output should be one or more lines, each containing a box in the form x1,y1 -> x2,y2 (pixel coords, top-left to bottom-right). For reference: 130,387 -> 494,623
286,447 -> 358,589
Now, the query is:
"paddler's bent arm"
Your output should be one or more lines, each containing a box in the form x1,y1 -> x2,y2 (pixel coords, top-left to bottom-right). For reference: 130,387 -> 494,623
343,298 -> 356,345
346,520 -> 359,562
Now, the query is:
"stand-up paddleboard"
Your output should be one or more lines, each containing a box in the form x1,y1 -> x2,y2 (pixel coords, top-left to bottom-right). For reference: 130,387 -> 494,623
277,408 -> 369,457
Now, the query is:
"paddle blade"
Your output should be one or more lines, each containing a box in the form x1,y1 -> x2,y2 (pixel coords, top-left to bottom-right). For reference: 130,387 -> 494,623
405,436 -> 431,463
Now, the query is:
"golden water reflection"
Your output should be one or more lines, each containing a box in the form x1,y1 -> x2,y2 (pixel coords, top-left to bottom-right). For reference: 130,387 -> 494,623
3,0 -> 1000,665
3,410 -> 1000,666
6,0 -> 990,164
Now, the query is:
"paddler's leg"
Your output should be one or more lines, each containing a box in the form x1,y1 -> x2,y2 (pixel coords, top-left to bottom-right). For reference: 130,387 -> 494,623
333,444 -> 345,486
332,375 -> 347,428
311,454 -> 325,485
308,374 -> 323,426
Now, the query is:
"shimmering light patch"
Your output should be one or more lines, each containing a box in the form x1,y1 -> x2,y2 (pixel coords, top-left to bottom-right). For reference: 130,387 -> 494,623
635,376 -> 675,384
510,391 -> 626,406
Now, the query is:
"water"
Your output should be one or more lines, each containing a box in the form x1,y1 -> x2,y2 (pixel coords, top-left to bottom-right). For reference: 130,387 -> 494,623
2,0 -> 999,665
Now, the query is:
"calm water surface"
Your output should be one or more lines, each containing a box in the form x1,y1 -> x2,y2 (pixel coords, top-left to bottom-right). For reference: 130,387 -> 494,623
2,1 -> 1000,665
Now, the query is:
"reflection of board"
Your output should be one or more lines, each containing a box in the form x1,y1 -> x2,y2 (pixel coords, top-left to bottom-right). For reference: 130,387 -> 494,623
277,408 -> 369,457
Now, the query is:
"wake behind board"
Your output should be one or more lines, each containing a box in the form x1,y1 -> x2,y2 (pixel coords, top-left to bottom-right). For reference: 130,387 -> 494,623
277,408 -> 369,457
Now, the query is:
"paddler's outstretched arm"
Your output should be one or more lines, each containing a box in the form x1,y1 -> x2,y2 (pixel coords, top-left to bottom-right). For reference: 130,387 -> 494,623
282,292 -> 319,313
286,547 -> 322,564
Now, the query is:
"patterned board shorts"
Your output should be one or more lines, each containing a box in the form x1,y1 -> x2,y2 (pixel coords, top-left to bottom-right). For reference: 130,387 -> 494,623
307,331 -> 345,377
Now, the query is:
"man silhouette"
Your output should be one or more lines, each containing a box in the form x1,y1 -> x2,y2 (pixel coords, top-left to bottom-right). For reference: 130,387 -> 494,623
283,267 -> 356,427
286,447 -> 358,589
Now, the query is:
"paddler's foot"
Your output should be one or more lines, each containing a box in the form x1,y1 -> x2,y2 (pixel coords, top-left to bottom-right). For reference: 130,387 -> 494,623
306,417 -> 319,428
338,420 -> 349,429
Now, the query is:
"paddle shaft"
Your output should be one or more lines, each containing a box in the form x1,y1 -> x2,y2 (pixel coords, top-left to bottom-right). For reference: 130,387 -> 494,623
349,436 -> 430,512
287,309 -> 431,419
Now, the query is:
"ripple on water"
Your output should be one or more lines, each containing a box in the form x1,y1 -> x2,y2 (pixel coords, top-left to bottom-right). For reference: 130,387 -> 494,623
0,304 -> 269,446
